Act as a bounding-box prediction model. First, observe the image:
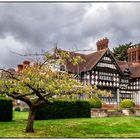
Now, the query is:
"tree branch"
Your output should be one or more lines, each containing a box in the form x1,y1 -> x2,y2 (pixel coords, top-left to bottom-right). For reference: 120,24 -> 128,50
35,91 -> 51,104
7,93 -> 32,107
12,92 -> 35,98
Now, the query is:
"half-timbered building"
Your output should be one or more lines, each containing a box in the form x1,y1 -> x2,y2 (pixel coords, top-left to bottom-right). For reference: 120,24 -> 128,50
57,38 -> 140,105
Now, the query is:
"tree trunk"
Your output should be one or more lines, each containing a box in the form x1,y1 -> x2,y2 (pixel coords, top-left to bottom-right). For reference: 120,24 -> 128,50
26,107 -> 36,133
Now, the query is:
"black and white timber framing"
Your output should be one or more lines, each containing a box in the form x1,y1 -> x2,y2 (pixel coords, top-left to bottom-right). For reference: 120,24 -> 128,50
57,38 -> 140,105
78,50 -> 139,104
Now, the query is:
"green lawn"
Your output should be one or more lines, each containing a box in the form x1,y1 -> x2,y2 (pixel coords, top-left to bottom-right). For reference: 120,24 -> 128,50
1,111 -> 140,138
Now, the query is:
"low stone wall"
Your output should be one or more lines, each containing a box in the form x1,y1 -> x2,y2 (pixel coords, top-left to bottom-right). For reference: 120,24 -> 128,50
91,108 -> 140,118
135,109 -> 140,116
121,108 -> 134,116
91,108 -> 108,118
102,104 -> 119,110
20,101 -> 28,111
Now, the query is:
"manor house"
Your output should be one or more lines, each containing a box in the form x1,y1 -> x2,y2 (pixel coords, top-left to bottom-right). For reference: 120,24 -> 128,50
11,37 -> 140,106
57,38 -> 140,105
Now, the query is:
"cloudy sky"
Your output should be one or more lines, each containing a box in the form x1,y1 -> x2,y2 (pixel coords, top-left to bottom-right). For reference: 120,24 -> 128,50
0,2 -> 140,68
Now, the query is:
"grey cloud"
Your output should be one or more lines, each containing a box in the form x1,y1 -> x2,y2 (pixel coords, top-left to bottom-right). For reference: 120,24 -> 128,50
3,4 -> 87,48
0,3 -> 140,68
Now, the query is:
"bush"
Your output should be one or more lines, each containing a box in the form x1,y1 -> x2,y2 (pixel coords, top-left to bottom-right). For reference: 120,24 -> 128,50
120,99 -> 135,108
14,107 -> 20,111
21,108 -> 29,112
0,96 -> 13,121
35,100 -> 90,120
89,97 -> 102,108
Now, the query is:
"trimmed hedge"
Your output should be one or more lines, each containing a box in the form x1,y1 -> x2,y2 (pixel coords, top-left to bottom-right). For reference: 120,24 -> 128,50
21,108 -> 29,112
35,100 -> 90,120
120,99 -> 135,108
0,96 -> 13,121
14,106 -> 20,111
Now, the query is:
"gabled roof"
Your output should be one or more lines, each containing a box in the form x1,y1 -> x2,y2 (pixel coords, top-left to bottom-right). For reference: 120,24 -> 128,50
130,64 -> 140,78
58,48 -> 140,78
116,60 -> 140,78
116,60 -> 128,73
65,48 -> 123,74
66,48 -> 108,73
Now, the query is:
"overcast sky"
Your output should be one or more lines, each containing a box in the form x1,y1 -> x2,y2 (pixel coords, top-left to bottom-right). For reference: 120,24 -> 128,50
1,2 -> 140,68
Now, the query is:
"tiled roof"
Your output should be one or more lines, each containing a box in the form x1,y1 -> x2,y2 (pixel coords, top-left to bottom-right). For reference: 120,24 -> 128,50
58,48 -> 140,78
66,48 -> 108,73
129,64 -> 140,78
116,60 -> 128,72
116,60 -> 140,78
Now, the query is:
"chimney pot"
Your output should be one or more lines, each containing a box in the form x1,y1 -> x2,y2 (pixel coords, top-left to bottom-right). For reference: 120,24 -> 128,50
17,64 -> 23,72
23,60 -> 30,65
96,37 -> 109,51
23,60 -> 30,69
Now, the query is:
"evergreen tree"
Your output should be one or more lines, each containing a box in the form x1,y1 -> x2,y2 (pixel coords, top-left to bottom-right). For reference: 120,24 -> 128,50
113,42 -> 132,61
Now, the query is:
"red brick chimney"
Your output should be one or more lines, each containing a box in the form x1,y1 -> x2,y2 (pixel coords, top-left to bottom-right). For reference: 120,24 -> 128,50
23,60 -> 30,69
127,45 -> 140,63
96,37 -> 109,51
17,64 -> 23,72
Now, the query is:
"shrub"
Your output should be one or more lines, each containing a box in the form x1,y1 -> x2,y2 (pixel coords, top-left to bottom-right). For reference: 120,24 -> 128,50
0,96 -> 13,121
21,108 -> 29,112
14,107 -> 20,111
89,97 -> 102,108
35,100 -> 90,120
120,99 -> 135,108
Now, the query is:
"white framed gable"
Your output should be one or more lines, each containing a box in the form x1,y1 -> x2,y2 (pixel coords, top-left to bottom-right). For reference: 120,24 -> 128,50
95,50 -> 121,72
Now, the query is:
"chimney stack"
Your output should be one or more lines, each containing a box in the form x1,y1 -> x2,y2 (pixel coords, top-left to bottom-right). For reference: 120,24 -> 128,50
23,60 -> 30,69
17,64 -> 23,72
127,45 -> 140,63
96,37 -> 109,51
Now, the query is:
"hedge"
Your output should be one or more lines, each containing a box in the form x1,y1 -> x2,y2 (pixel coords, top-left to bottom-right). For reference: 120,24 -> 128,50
0,96 -> 13,121
14,106 -> 20,111
35,100 -> 91,120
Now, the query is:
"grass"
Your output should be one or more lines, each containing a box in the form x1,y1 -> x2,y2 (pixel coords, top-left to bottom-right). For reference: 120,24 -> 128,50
1,111 -> 140,138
